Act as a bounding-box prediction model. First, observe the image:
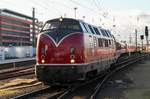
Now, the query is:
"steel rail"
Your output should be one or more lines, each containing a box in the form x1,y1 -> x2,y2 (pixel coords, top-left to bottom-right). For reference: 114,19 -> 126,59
12,86 -> 71,99
0,66 -> 34,80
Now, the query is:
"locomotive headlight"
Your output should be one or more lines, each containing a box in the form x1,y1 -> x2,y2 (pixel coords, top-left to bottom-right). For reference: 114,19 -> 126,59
70,55 -> 75,63
41,59 -> 45,63
70,59 -> 75,63
41,55 -> 45,64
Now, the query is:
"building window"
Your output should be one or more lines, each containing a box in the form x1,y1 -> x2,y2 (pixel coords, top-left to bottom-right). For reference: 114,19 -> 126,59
1,24 -> 30,32
1,30 -> 30,37
2,19 -> 30,27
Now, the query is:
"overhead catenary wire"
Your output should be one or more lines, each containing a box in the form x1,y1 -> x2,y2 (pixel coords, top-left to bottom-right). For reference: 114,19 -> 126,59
69,0 -> 108,19
0,0 -> 111,24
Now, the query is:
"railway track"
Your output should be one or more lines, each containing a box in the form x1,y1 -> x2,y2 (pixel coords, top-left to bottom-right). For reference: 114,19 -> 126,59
12,54 -> 149,99
13,86 -> 72,99
89,54 -> 148,99
0,66 -> 34,80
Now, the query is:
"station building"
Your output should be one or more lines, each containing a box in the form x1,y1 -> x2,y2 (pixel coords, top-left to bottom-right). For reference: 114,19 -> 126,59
0,9 -> 39,46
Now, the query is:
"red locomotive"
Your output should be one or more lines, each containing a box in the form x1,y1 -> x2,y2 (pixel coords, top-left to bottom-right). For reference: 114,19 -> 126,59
35,18 -> 139,85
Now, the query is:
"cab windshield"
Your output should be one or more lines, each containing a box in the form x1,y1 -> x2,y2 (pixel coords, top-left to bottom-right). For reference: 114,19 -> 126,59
41,19 -> 83,43
41,19 -> 82,33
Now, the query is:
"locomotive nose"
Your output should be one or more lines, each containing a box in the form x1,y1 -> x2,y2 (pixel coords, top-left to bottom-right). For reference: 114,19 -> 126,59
37,32 -> 84,64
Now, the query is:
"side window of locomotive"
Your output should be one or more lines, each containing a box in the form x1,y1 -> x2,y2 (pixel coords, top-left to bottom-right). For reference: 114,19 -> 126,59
98,38 -> 103,47
100,29 -> 107,37
88,25 -> 95,34
82,23 -> 89,33
79,22 -> 88,33
104,30 -> 109,37
111,40 -> 115,48
107,31 -> 112,38
105,31 -> 110,37
105,39 -> 109,47
109,40 -> 111,45
82,23 -> 92,34
108,31 -> 114,38
108,40 -> 112,48
93,27 -> 100,35
97,28 -> 103,36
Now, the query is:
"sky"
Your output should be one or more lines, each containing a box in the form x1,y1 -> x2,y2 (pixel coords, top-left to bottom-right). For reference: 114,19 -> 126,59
0,0 -> 150,43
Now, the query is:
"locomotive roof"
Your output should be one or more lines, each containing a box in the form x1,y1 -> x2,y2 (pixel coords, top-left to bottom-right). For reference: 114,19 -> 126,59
46,18 -> 114,39
46,18 -> 104,29
46,18 -> 79,23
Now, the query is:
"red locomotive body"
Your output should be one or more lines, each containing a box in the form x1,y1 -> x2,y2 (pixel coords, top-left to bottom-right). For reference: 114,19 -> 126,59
36,18 -> 117,85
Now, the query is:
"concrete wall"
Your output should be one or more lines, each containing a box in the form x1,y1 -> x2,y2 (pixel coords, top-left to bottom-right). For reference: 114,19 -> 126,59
0,47 -> 5,60
4,46 -> 34,58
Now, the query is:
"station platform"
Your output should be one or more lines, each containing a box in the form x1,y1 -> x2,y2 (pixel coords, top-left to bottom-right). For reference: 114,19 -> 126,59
0,58 -> 35,70
98,57 -> 150,99
0,58 -> 35,65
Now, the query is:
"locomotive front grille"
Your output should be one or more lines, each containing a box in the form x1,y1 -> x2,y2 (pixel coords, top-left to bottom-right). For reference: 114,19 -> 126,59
36,64 -> 86,83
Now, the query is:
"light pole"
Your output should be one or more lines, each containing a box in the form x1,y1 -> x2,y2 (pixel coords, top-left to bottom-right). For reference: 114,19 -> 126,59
145,26 -> 149,51
135,16 -> 139,51
140,35 -> 144,51
32,7 -> 35,47
74,7 -> 77,19
135,29 -> 137,51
